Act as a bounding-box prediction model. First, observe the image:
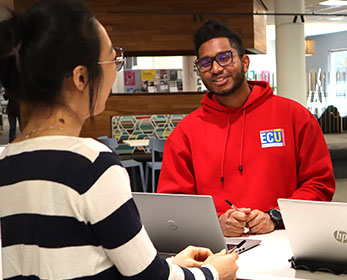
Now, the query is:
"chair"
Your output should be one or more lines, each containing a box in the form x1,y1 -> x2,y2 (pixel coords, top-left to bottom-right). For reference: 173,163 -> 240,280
97,136 -> 146,192
145,138 -> 166,193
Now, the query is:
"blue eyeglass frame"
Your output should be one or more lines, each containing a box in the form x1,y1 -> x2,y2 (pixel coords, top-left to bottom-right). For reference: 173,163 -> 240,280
194,50 -> 234,73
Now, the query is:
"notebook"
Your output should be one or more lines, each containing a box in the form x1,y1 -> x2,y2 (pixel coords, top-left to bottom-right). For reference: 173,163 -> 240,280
132,192 -> 260,255
278,198 -> 347,273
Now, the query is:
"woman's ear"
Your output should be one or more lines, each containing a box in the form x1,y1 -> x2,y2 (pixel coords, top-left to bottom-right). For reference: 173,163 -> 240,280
72,65 -> 88,91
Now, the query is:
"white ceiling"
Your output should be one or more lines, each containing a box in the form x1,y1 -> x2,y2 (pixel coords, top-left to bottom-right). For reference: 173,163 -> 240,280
262,0 -> 347,37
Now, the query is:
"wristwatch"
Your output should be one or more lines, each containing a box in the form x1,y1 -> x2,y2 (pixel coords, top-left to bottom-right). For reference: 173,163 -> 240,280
266,208 -> 283,229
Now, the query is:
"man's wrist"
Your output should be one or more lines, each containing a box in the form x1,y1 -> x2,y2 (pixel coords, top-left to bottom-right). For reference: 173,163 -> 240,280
266,208 -> 283,229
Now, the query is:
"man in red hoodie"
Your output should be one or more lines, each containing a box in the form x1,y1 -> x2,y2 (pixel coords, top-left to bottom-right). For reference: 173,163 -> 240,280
157,19 -> 335,237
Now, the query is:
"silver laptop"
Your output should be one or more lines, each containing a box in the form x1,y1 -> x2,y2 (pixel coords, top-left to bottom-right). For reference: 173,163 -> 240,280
278,198 -> 347,264
132,192 -> 260,255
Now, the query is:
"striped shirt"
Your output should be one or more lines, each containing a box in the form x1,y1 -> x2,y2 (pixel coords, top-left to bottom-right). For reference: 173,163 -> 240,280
0,136 -> 217,280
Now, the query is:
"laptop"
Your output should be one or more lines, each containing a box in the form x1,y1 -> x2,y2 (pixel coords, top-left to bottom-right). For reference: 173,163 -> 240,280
278,198 -> 347,266
132,192 -> 260,255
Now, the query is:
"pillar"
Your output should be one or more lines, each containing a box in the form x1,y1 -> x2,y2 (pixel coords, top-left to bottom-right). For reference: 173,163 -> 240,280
275,0 -> 306,105
182,56 -> 197,92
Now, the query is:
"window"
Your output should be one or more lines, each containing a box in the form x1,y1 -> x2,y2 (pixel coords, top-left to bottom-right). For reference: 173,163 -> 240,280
329,49 -> 347,116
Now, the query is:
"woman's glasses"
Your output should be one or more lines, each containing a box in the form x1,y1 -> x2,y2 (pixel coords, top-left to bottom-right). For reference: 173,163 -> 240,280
98,47 -> 125,72
194,50 -> 234,73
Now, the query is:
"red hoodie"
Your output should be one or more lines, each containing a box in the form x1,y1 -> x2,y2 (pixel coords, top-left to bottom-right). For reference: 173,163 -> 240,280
157,81 -> 335,216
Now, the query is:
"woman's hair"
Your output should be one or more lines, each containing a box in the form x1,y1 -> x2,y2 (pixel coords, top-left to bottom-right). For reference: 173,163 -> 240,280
0,0 -> 101,114
193,19 -> 245,58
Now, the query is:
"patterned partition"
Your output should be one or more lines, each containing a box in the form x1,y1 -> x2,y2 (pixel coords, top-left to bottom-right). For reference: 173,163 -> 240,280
111,114 -> 186,154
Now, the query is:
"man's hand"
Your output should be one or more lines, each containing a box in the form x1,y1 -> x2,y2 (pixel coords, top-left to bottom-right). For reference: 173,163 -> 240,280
246,209 -> 275,234
173,246 -> 213,267
219,208 -> 251,237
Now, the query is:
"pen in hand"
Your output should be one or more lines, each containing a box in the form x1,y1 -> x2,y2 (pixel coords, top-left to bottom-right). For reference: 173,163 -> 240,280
225,199 -> 239,211
225,199 -> 251,234
228,239 -> 246,254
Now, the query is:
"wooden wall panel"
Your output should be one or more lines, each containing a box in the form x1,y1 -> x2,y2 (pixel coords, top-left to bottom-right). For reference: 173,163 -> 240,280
85,0 -> 253,13
252,0 -> 267,54
14,0 -> 267,55
79,93 -> 204,138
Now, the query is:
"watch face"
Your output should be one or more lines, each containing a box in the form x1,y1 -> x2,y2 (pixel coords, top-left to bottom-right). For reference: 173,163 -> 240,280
271,209 -> 282,219
267,209 -> 282,228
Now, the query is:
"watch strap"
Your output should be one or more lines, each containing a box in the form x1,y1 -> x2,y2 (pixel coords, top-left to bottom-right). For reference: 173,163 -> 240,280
266,208 -> 283,229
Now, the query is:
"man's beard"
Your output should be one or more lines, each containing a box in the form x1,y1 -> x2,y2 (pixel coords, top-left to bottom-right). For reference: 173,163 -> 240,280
207,65 -> 245,97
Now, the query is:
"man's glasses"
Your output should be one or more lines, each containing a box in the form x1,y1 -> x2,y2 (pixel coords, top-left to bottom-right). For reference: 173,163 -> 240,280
98,47 -> 125,72
194,50 -> 234,73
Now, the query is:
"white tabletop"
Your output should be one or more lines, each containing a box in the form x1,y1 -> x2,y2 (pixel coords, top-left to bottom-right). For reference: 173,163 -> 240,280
235,230 -> 345,280
0,145 -> 6,155
123,139 -> 150,147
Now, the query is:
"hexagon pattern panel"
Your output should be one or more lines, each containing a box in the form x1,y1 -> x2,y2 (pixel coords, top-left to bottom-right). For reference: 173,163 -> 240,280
111,114 -> 186,154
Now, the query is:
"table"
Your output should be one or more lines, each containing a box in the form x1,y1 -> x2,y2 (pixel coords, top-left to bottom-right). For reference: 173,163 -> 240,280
0,145 -> 6,155
123,139 -> 150,147
235,230 -> 345,280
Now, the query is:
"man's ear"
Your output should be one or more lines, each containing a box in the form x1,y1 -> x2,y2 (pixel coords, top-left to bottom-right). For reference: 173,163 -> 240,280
72,65 -> 88,91
241,54 -> 250,73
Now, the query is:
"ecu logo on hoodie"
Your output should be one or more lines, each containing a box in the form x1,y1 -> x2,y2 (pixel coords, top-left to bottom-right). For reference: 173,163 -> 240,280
260,129 -> 285,148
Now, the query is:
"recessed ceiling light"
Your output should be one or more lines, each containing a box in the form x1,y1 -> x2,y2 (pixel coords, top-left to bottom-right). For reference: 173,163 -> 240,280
320,0 -> 347,6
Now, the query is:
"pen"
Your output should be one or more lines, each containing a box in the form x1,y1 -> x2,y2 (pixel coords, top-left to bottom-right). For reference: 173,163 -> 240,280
228,239 -> 246,254
225,199 -> 239,211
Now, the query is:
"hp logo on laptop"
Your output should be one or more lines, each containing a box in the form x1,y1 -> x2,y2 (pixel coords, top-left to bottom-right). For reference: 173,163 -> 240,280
333,230 -> 347,243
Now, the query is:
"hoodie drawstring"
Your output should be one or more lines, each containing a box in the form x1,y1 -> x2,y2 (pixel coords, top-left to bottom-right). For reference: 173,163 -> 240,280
239,109 -> 246,172
220,109 -> 247,183
220,111 -> 231,183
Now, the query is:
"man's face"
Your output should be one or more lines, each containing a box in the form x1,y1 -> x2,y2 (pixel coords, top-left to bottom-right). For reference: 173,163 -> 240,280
198,37 -> 249,96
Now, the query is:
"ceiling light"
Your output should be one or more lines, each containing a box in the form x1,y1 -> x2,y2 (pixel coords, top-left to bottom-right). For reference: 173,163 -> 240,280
329,16 -> 345,20
320,0 -> 347,6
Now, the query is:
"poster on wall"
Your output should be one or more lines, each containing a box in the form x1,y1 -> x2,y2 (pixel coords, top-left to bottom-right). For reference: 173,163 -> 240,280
147,81 -> 156,92
159,70 -> 168,91
169,70 -> 178,80
141,70 -> 156,81
160,70 -> 168,80
246,70 -> 255,81
169,81 -> 178,92
124,70 -> 136,86
125,87 -> 135,93
261,71 -> 270,82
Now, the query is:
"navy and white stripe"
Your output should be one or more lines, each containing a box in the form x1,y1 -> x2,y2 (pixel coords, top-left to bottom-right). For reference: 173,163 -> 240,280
0,136 -> 217,280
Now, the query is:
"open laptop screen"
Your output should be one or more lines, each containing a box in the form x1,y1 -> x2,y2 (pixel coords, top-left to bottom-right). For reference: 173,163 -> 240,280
133,192 -> 260,254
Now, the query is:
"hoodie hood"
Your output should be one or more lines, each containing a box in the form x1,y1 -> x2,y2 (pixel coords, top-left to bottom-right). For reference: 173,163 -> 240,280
200,81 -> 273,113
200,81 -> 274,182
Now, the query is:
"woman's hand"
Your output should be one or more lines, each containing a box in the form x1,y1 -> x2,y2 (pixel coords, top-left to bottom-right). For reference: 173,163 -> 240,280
172,245 -> 214,267
205,249 -> 239,280
172,246 -> 239,280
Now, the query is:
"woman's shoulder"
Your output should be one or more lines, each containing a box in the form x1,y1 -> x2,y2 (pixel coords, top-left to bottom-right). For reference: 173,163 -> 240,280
4,136 -> 115,163
60,137 -> 122,166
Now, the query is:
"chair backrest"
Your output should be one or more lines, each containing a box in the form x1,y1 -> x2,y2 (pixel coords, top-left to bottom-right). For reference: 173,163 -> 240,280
149,138 -> 166,153
97,136 -> 119,151
149,138 -> 166,163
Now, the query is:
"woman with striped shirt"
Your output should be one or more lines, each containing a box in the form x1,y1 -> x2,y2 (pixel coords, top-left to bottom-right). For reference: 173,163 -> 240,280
0,0 -> 238,279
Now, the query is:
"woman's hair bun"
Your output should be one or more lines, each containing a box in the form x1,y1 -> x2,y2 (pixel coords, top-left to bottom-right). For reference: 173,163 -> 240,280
0,10 -> 22,58
0,0 -> 101,110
